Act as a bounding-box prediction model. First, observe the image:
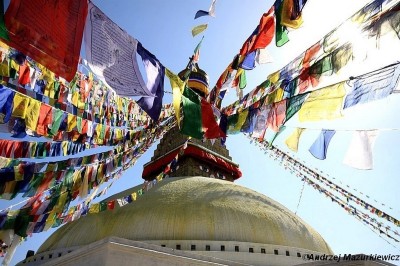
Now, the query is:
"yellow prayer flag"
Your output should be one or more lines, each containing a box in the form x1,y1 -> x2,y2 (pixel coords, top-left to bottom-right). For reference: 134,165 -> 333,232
267,70 -> 280,84
115,129 -> 123,141
62,141 -> 69,156
71,91 -> 80,106
25,99 -> 41,131
234,109 -> 249,132
131,192 -> 137,201
67,114 -> 77,132
117,97 -> 123,112
79,169 -> 89,199
72,169 -> 83,193
12,93 -> 31,118
0,41 -> 9,49
10,59 -> 19,71
14,166 -> 24,181
43,211 -> 57,231
95,124 -> 104,144
156,173 -> 163,181
265,88 -> 284,105
38,63 -> 55,81
281,0 -> 304,29
166,68 -> 185,126
234,68 -> 244,81
0,157 -> 11,168
53,191 -> 68,213
285,128 -> 305,152
89,203 -> 100,214
0,59 -> 9,77
29,142 -> 37,157
44,80 -> 54,97
298,82 -> 346,122
192,24 -> 208,37
97,164 -> 104,179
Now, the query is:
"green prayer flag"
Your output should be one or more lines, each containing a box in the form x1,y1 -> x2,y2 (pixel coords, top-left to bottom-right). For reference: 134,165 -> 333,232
258,79 -> 271,90
310,55 -> 333,76
227,113 -> 239,134
275,0 -> 289,47
36,142 -> 45,158
99,201 -> 108,212
23,173 -> 44,197
50,108 -> 64,136
181,87 -> 203,139
239,70 -> 247,90
286,92 -> 310,122
77,117 -> 83,134
0,0 -> 9,41
14,208 -> 32,237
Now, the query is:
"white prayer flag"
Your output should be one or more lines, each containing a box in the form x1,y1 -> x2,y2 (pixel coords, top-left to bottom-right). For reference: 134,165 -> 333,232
343,130 -> 379,170
84,3 -> 154,97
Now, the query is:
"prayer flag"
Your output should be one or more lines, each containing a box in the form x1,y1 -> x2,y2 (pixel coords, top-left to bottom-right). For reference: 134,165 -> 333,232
281,0 -> 304,29
298,82 -> 346,122
344,64 -> 400,109
99,202 -> 108,212
0,0 -> 9,40
4,0 -> 87,81
136,42 -> 165,121
343,130 -> 379,170
194,0 -> 217,19
201,98 -> 226,139
252,105 -> 270,138
89,203 -> 100,214
0,87 -> 15,123
193,36 -> 204,63
181,87 -> 202,139
18,62 -> 30,85
192,24 -> 208,37
285,128 -> 305,152
250,7 -> 275,52
267,100 -> 287,132
12,93 -> 30,119
285,92 -> 309,121
175,86 -> 225,139
256,48 -> 273,64
84,3 -> 153,96
274,0 -> 290,46
166,68 -> 185,125
117,198 -> 128,207
107,200 -> 115,210
194,10 -> 209,19
309,129 -> 336,160
240,107 -> 258,133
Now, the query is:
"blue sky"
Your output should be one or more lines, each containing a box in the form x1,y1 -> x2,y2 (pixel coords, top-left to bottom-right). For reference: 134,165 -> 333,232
1,0 -> 400,265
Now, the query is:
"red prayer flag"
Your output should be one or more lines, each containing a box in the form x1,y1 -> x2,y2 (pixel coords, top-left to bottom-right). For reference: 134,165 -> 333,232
249,7 -> 275,53
107,200 -> 115,210
36,104 -> 52,136
267,100 -> 287,132
4,0 -> 88,81
240,7 -> 275,56
201,99 -> 226,139
18,62 -> 30,85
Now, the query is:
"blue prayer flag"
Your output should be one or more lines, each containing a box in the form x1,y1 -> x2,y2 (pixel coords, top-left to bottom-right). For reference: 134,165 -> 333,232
309,129 -> 336,160
344,64 -> 400,109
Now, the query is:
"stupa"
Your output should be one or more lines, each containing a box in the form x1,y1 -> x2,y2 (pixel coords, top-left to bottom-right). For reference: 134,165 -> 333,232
18,66 -> 332,266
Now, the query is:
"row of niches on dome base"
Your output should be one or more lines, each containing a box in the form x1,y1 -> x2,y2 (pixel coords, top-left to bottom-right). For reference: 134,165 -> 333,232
20,239 -> 325,266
